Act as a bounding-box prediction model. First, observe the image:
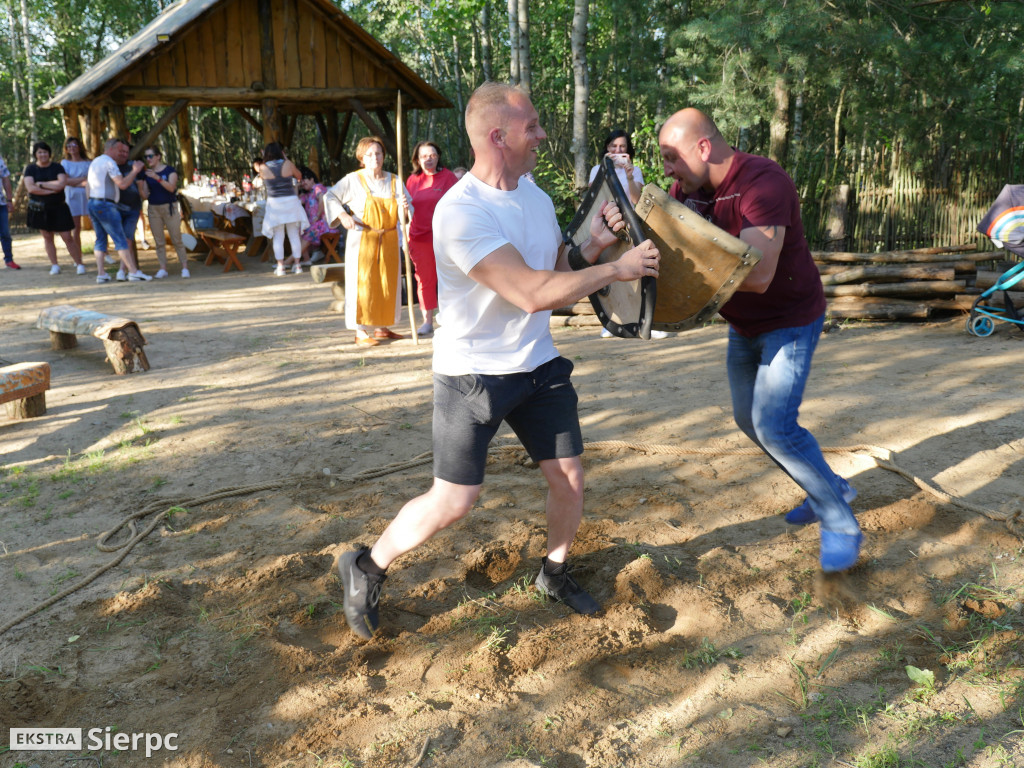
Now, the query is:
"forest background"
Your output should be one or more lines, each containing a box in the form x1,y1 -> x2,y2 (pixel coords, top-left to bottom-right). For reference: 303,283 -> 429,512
1,0 -> 1022,251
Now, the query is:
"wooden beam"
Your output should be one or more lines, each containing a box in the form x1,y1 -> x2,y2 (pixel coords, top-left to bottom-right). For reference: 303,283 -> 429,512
177,109 -> 196,182
282,113 -> 298,150
349,98 -> 397,157
115,86 -> 395,106
262,98 -> 282,145
376,107 -> 396,150
337,111 -> 352,159
128,99 -> 189,160
258,0 -> 278,89
234,107 -> 264,134
109,105 -> 130,142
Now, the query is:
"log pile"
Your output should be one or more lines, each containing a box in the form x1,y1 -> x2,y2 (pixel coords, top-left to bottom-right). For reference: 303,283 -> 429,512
813,244 -> 1006,320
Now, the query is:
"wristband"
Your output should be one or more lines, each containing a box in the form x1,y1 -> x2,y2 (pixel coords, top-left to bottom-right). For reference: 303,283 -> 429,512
567,242 -> 589,271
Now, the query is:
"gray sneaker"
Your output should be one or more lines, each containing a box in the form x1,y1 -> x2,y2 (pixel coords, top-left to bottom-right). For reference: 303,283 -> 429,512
535,558 -> 600,615
336,548 -> 386,639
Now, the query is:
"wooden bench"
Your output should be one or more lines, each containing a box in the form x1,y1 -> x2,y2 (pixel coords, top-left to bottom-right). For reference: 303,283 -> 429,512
1,362 -> 50,419
36,305 -> 150,375
320,232 -> 343,263
201,230 -> 248,272
309,263 -> 346,312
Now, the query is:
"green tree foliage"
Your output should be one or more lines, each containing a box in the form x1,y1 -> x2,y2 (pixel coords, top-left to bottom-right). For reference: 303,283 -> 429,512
1,0 -> 1021,244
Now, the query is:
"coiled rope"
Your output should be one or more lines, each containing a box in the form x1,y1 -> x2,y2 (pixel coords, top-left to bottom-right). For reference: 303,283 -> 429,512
1,441 -> 1018,637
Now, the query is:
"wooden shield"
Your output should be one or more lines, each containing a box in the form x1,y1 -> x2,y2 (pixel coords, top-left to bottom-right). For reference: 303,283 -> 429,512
563,156 -> 656,339
635,185 -> 761,331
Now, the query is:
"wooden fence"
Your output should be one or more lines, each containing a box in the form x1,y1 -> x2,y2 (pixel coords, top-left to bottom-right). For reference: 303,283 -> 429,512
798,143 -> 1014,254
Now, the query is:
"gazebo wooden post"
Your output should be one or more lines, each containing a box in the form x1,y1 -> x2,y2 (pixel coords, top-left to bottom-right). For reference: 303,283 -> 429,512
261,98 -> 282,145
109,105 -> 131,142
177,109 -> 196,181
62,107 -> 80,140
85,108 -> 104,157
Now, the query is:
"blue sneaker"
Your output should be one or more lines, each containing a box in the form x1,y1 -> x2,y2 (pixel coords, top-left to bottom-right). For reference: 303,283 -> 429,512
785,478 -> 857,526
820,530 -> 863,572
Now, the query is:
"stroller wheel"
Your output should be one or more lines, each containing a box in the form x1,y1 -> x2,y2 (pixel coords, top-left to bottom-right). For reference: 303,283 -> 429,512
968,315 -> 994,337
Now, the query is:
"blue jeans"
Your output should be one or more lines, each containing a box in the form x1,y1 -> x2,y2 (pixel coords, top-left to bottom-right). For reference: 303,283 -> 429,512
88,199 -> 131,253
727,314 -> 859,535
0,204 -> 13,262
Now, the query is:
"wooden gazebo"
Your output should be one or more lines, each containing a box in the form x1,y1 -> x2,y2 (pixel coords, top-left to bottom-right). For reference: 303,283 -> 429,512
41,0 -> 450,178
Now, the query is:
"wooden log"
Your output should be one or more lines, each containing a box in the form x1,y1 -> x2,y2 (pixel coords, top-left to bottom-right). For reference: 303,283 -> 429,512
976,270 -> 1024,290
818,260 -> 977,275
553,299 -> 594,316
551,314 -> 602,328
824,280 -> 965,298
102,327 -> 150,375
812,244 -> 976,261
813,248 -> 1000,264
826,297 -> 932,320
6,392 -> 46,419
821,265 -> 955,285
50,330 -> 77,350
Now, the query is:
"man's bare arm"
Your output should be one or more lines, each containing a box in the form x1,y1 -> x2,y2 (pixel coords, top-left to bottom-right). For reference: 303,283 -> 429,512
469,239 -> 660,314
736,224 -> 785,293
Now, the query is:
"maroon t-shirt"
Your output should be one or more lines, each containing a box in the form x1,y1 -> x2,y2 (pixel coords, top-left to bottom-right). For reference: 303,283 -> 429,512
669,152 -> 825,337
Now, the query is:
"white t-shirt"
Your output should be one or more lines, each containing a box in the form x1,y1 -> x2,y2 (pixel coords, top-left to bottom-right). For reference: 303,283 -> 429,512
432,172 -> 562,376
589,163 -> 644,193
87,154 -> 123,202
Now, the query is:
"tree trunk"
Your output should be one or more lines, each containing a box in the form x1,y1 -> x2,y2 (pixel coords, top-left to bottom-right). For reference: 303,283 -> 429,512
18,0 -> 36,144
570,0 -> 589,191
507,0 -> 518,84
517,0 -> 531,97
6,0 -> 21,106
769,75 -> 789,166
480,1 -> 492,81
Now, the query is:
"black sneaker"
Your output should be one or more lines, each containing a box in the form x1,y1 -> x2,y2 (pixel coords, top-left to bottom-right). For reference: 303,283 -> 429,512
534,558 -> 600,615
336,547 -> 386,639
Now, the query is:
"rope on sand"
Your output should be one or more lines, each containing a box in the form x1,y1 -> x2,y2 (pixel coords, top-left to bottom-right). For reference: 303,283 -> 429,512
1,442 -> 1018,638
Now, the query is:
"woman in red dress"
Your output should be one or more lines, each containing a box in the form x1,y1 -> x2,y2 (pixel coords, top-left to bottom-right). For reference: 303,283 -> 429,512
405,141 -> 459,336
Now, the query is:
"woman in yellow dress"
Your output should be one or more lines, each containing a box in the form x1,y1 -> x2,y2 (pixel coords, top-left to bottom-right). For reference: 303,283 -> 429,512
325,136 -> 412,347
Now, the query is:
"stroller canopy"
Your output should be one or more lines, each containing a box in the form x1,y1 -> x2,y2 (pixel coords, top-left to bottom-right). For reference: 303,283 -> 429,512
978,184 -> 1024,257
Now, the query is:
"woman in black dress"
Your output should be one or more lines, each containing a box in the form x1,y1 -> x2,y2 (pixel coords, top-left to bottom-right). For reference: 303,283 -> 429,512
23,141 -> 85,275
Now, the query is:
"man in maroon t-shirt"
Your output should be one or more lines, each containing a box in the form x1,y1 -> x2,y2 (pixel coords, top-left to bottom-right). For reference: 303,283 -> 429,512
659,108 -> 862,572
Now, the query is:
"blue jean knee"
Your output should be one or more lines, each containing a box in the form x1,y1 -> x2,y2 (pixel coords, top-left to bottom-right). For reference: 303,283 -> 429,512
727,315 -> 858,535
88,199 -> 130,253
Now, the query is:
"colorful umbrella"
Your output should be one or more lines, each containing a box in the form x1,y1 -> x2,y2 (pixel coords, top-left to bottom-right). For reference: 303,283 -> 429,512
977,184 -> 1024,257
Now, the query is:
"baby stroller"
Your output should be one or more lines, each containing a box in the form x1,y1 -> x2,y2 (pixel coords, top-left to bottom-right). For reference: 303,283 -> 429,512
968,184 -> 1024,336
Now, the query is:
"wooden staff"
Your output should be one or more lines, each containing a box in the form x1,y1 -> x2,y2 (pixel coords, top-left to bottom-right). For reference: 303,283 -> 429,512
395,90 -> 419,345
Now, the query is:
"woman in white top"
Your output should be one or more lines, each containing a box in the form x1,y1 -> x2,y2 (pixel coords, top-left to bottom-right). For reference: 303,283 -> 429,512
589,129 -> 644,205
61,137 -> 92,257
324,136 -> 412,347
259,142 -> 308,276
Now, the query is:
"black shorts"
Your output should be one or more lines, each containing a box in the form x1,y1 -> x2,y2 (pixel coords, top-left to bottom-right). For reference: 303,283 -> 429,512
432,356 -> 583,486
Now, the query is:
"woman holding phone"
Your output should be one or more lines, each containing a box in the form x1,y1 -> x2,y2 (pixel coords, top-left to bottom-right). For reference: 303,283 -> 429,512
589,129 -> 666,338
589,128 -> 644,205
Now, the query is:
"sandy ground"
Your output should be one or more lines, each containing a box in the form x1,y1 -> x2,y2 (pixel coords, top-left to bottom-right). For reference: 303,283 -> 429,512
1,233 -> 1023,768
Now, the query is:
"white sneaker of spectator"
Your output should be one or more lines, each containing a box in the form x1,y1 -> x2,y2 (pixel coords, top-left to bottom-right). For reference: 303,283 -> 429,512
154,269 -> 168,279
181,268 -> 190,279
50,264 -> 61,275
105,255 -> 118,265
76,264 -> 87,275
128,271 -> 152,281
116,269 -> 127,281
